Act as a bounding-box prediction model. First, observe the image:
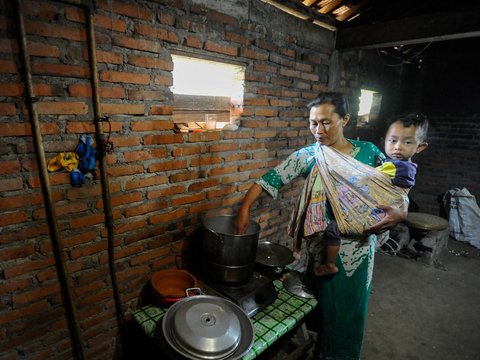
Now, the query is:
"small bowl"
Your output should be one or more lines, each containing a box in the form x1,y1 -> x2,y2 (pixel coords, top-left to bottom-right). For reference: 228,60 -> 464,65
151,269 -> 198,303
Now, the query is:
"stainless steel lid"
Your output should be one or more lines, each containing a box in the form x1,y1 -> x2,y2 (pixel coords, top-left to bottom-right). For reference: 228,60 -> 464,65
163,295 -> 254,360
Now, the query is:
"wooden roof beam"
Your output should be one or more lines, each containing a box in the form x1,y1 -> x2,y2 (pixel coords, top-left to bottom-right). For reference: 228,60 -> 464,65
336,6 -> 480,49
261,0 -> 337,31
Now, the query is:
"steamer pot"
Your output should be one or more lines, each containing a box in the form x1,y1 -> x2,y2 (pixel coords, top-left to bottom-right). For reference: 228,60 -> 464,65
202,215 -> 260,283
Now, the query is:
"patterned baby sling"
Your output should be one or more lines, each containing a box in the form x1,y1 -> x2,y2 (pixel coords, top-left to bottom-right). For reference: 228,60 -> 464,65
289,144 -> 408,249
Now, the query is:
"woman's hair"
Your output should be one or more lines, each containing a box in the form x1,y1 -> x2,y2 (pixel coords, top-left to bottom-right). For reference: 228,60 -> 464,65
307,92 -> 349,118
392,114 -> 429,142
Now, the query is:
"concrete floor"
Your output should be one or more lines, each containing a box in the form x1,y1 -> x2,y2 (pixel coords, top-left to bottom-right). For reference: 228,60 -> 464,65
362,239 -> 480,360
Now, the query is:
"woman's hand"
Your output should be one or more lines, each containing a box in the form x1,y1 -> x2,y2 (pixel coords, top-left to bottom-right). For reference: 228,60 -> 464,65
363,203 -> 408,234
234,183 -> 264,235
234,208 -> 250,235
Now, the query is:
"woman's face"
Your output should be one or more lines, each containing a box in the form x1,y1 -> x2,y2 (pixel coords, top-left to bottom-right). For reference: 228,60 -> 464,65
309,103 -> 347,147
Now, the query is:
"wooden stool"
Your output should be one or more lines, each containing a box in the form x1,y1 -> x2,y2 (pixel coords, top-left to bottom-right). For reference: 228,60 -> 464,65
405,212 -> 449,265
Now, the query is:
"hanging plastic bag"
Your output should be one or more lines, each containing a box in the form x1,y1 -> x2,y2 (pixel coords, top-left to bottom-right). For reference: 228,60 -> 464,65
443,187 -> 480,249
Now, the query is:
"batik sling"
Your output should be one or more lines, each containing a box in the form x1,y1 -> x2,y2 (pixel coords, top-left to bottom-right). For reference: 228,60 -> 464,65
315,144 -> 408,236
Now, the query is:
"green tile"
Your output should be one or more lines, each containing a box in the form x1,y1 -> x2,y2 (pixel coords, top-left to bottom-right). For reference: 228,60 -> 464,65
253,322 -> 269,337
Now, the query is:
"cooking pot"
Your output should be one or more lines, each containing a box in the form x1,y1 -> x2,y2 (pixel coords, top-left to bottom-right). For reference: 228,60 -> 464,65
162,295 -> 254,360
255,242 -> 294,279
202,215 -> 260,283
151,269 -> 199,306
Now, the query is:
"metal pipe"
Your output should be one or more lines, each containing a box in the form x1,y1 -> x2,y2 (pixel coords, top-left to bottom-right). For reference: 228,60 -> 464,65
13,1 -> 85,359
84,2 -> 126,343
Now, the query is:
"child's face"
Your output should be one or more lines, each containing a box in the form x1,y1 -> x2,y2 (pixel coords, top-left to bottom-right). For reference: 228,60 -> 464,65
384,121 -> 427,161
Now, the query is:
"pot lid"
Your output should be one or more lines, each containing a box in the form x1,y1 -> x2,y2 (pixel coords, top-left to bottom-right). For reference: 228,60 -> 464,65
163,295 -> 254,360
256,242 -> 294,267
283,272 -> 315,299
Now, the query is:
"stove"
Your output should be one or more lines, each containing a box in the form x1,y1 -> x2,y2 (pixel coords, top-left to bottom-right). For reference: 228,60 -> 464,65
195,271 -> 277,318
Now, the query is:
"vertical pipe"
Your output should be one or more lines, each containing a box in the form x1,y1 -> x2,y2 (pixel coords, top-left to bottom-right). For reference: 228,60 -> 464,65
13,1 -> 85,359
84,3 -> 126,343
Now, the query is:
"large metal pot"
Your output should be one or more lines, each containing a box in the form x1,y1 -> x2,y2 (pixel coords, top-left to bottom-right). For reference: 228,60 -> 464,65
202,215 -> 260,283
162,295 -> 254,360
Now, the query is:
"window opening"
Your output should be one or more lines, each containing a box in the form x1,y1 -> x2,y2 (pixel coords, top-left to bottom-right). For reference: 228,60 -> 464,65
171,54 -> 245,132
357,89 -> 382,127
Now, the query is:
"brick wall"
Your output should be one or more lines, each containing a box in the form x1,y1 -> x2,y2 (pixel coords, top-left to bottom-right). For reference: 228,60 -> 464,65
0,0 -> 333,358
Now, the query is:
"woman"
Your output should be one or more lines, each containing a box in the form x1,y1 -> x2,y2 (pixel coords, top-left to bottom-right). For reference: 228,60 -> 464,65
235,92 -> 407,360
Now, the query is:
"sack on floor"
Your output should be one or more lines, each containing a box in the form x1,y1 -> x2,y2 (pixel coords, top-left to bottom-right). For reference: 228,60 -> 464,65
443,187 -> 480,249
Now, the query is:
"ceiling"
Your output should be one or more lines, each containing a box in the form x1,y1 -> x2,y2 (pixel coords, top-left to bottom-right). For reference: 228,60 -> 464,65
261,0 -> 480,50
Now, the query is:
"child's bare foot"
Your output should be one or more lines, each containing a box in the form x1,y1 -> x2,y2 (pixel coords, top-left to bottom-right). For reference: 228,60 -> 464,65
314,263 -> 338,276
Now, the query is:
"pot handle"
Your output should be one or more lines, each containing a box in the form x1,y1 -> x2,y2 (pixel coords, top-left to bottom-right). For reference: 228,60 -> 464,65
206,228 -> 223,240
185,287 -> 203,297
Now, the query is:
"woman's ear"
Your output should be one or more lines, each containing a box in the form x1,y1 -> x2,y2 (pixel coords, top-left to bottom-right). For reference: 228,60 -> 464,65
416,142 -> 428,154
342,114 -> 350,127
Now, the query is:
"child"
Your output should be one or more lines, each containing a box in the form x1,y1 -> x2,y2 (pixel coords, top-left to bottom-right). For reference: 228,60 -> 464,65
315,114 -> 429,276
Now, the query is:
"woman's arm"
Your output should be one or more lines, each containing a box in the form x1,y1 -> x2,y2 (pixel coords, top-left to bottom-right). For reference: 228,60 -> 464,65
234,183 -> 265,235
363,202 -> 408,234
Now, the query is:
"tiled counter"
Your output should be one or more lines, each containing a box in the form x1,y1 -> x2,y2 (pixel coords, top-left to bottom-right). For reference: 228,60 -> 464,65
133,279 -> 317,359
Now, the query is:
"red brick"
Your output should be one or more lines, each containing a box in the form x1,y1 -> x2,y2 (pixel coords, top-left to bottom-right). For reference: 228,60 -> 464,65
0,177 -> 23,192
0,82 -> 24,96
128,55 -> 172,70
35,101 -> 88,115
31,62 -> 89,78
131,120 -> 174,131
125,200 -> 168,217
69,213 -> 105,230
129,246 -> 170,266
209,143 -> 239,152
12,282 -> 61,306
128,90 -> 165,101
187,132 -> 222,143
144,134 -> 184,145
0,278 -> 32,296
28,42 -> 60,58
172,145 -> 208,156
124,174 -> 168,190
109,192 -> 143,207
0,242 -> 36,262
224,153 -> 249,162
115,220 -> 147,235
222,194 -> 244,206
148,159 -> 187,172
3,257 -> 55,279
0,160 -> 21,175
207,10 -> 238,26
147,185 -> 185,199
206,185 -> 236,199
26,21 -> 86,41
123,148 -> 168,162
0,211 -> 28,227
113,35 -> 161,53
68,84 -> 125,98
209,165 -> 237,176
149,105 -> 173,115
171,192 -> 205,206
169,170 -> 200,183
0,103 -> 16,115
154,74 -> 173,86
0,59 -> 17,73
100,70 -> 150,84
204,40 -> 238,56
0,223 -> 49,245
149,208 -> 187,224
0,192 -> 44,209
107,164 -> 144,177
0,301 -> 49,326
188,200 -> 223,214
94,50 -> 124,64
101,103 -> 145,115
184,35 -> 202,49
188,179 -> 220,191
109,1 -> 151,20
0,39 -> 17,54
190,155 -> 223,167
69,241 -> 108,260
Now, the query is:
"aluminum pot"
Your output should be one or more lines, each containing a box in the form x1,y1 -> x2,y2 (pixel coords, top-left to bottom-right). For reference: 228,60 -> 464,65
202,215 -> 260,283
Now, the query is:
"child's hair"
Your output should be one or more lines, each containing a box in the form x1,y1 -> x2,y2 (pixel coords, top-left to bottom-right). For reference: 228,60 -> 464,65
390,114 -> 429,142
307,92 -> 349,119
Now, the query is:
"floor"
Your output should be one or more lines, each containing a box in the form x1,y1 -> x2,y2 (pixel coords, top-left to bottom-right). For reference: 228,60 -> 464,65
362,238 -> 480,360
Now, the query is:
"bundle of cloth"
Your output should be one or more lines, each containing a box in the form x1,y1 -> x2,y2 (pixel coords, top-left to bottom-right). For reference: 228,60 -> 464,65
315,144 -> 408,237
